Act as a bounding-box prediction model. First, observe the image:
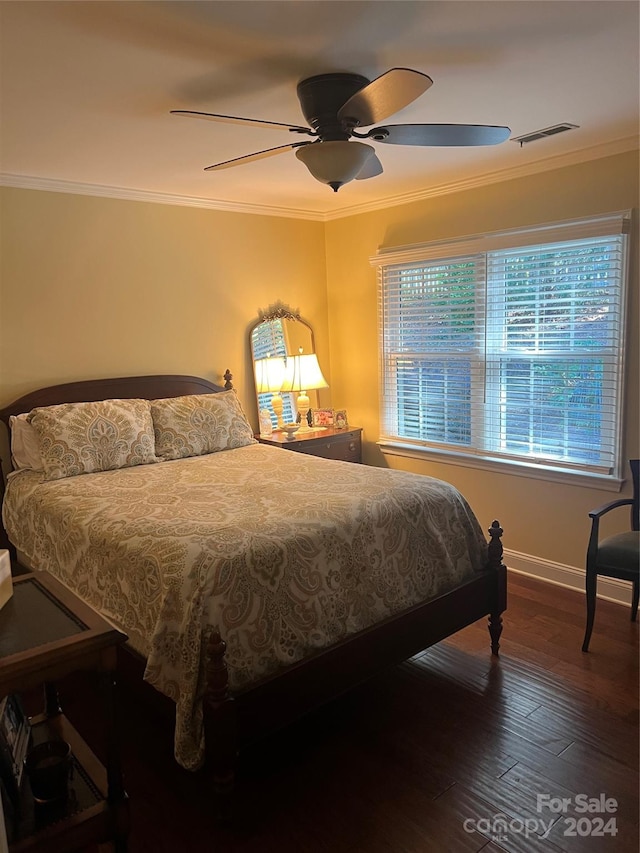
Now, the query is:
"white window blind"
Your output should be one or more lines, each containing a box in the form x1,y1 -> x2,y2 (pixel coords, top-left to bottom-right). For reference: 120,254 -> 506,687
374,212 -> 630,479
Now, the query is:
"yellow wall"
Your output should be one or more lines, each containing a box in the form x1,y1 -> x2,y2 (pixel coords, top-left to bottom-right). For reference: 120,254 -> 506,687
0,150 -> 637,575
325,150 -> 639,570
0,188 -> 328,423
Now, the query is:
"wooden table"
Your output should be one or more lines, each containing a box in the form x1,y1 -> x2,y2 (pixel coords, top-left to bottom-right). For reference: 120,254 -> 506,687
257,425 -> 362,463
0,571 -> 129,852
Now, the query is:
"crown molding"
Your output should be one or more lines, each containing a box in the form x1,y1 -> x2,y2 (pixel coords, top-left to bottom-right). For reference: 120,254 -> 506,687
323,135 -> 640,221
1,135 -> 637,223
0,174 -> 326,221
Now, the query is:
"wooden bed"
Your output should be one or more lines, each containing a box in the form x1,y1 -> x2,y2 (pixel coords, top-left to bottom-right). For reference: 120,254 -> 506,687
0,373 -> 507,796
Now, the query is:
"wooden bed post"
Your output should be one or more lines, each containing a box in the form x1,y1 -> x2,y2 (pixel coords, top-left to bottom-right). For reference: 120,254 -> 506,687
487,520 -> 507,656
204,630 -> 237,808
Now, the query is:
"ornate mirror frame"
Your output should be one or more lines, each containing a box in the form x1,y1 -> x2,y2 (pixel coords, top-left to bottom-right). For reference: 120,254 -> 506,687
249,304 -> 316,430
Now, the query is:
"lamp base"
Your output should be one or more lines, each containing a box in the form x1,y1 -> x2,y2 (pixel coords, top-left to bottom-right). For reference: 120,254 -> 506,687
271,393 -> 285,430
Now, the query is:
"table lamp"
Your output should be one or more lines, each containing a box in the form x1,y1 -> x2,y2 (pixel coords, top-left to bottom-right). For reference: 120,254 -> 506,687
254,355 -> 287,429
282,349 -> 329,432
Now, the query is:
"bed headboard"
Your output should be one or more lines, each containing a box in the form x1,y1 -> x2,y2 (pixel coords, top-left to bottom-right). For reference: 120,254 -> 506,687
0,371 -> 233,427
0,371 -> 233,554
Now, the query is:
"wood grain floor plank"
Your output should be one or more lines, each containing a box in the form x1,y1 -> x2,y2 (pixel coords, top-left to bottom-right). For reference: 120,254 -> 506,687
439,784 -> 566,853
526,704 -> 638,769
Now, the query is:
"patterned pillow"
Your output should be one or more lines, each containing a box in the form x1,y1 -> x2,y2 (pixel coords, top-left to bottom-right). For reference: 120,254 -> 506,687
150,391 -> 256,460
29,399 -> 158,481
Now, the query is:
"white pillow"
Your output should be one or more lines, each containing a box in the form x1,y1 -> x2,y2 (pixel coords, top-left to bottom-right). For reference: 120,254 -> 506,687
9,413 -> 43,472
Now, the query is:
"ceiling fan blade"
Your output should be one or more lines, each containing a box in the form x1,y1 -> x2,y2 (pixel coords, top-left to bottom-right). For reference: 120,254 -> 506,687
171,110 -> 312,135
356,153 -> 384,180
368,123 -> 511,146
204,142 -> 310,171
337,68 -> 433,127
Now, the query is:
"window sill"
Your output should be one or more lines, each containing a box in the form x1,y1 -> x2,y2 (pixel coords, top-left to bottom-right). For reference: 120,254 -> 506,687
377,440 -> 624,492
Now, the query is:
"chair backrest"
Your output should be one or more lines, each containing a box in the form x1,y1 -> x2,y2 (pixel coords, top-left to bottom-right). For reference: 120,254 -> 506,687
630,459 -> 639,531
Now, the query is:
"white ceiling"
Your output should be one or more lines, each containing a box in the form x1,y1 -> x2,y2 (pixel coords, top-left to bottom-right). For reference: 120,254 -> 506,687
1,1 -> 638,219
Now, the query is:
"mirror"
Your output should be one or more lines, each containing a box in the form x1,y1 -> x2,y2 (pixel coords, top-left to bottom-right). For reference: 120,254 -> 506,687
250,304 -> 316,431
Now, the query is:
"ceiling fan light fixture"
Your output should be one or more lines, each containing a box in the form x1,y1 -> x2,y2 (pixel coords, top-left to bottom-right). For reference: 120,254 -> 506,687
295,141 -> 374,191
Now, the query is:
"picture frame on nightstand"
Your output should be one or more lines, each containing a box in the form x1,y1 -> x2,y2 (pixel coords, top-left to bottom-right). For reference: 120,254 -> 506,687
312,408 -> 334,427
334,410 -> 348,429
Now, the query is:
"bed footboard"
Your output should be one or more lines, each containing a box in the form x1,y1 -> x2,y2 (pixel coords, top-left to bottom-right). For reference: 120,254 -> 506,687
203,520 -> 507,797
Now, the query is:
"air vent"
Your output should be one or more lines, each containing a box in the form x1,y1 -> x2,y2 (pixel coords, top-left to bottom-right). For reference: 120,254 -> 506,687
511,123 -> 579,146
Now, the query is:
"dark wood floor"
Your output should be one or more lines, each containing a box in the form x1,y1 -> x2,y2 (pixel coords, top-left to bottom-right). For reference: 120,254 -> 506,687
61,572 -> 638,853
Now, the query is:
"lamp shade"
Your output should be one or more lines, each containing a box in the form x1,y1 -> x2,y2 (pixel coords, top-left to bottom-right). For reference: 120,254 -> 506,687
295,141 -> 374,192
254,356 -> 287,393
281,352 -> 329,393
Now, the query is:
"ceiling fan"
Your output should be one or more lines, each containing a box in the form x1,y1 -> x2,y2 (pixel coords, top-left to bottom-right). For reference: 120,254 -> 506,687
171,68 -> 511,192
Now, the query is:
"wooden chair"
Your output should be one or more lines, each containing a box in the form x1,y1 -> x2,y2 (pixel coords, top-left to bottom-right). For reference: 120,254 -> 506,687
582,459 -> 640,652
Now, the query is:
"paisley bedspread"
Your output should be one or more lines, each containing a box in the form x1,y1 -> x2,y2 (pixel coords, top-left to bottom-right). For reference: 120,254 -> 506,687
3,443 -> 488,769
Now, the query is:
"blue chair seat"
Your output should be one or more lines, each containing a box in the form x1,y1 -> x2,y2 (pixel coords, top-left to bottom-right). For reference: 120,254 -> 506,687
583,460 -> 639,652
595,531 -> 640,578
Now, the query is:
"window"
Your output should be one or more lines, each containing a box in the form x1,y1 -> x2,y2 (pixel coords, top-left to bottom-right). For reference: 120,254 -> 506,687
374,212 -> 631,482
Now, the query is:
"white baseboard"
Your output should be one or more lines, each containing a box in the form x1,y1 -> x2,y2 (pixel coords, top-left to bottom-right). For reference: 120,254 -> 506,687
504,548 -> 634,608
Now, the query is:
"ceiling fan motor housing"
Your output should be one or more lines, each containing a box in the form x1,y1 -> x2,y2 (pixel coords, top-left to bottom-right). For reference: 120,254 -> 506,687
296,73 -> 370,140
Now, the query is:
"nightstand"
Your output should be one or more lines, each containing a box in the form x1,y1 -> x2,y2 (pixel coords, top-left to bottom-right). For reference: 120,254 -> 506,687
257,426 -> 362,463
0,571 -> 129,852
